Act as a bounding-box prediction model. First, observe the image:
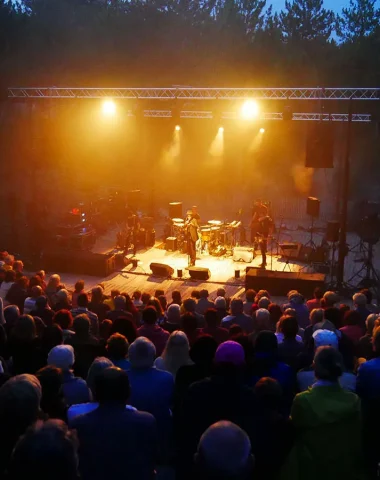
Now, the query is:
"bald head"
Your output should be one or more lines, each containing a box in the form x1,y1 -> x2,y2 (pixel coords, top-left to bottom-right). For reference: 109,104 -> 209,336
197,421 -> 252,477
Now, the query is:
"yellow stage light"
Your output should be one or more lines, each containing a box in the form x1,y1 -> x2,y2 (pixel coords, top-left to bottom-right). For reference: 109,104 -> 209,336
259,128 -> 265,134
240,100 -> 259,120
175,125 -> 181,131
102,99 -> 116,116
218,126 -> 224,133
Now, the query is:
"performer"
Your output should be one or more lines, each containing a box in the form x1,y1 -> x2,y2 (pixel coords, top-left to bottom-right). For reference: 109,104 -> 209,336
185,210 -> 199,266
250,199 -> 268,243
191,205 -> 201,222
125,209 -> 140,256
251,200 -> 273,268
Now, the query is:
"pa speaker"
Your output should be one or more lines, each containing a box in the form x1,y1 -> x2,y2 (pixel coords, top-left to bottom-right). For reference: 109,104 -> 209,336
188,266 -> 211,280
150,262 -> 174,277
307,197 -> 320,218
305,123 -> 334,168
169,202 -> 183,219
326,221 -> 340,243
42,250 -> 115,277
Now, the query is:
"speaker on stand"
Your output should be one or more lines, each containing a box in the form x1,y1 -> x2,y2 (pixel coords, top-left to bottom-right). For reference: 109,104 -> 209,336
169,202 -> 183,220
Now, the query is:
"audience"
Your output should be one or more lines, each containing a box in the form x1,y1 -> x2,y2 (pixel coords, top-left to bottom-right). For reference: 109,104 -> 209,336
154,330 -> 192,377
182,298 -> 205,327
201,308 -> 229,344
340,310 -> 364,343
357,313 -> 380,359
30,296 -> 55,326
221,299 -> 253,333
137,306 -> 170,356
71,280 -> 85,308
36,365 -> 68,421
195,289 -> 215,315
162,303 -> 181,332
106,333 -> 130,370
306,286 -> 324,311
71,293 -> 99,336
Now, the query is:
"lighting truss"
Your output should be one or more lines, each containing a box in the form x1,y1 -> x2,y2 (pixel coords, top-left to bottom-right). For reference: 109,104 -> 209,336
7,87 -> 380,101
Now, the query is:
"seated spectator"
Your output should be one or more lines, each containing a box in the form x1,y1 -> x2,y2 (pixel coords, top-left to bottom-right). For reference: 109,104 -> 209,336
340,310 -> 363,344
103,289 -> 120,311
53,289 -> 71,312
297,330 -> 356,393
169,289 -> 182,307
243,289 -> 256,315
155,330 -> 192,378
282,291 -> 310,329
194,421 -> 254,480
306,287 -> 324,312
89,286 -> 110,322
255,289 -> 270,304
45,274 -> 62,307
360,288 -> 379,314
72,367 -> 157,480
3,304 -> 20,335
154,289 -> 165,298
196,289 -> 215,315
54,309 -> 75,342
191,289 -> 201,300
181,313 -> 202,346
282,346 -> 364,480
128,337 -> 173,450
141,292 -> 151,308
182,298 -> 205,328
9,419 -> 78,480
357,326 -> 380,404
132,290 -> 143,309
221,299 -> 253,333
276,315 -> 304,369
213,296 -> 227,322
35,270 -> 47,290
31,296 -> 55,327
251,308 -> 272,341
229,324 -> 244,337
0,269 -> 16,300
257,296 -> 270,310
303,308 -> 324,345
12,260 -> 24,277
158,294 -> 168,314
65,314 -> 102,379
322,290 -> 339,308
27,275 -> 43,295
71,293 -> 99,336
6,276 -> 29,312
357,313 -> 380,359
276,315 -> 303,345
47,345 -> 91,406
106,295 -> 130,323
137,306 -> 169,356
268,303 -> 282,331
107,333 -> 131,370
72,280 -> 85,309
99,319 -> 113,341
110,316 -> 137,343
23,285 -> 43,315
353,292 -> 372,329
41,325 -> 64,359
0,374 -> 42,476
146,296 -> 165,324
68,357 -> 113,423
216,288 -> 230,309
36,365 -> 67,421
201,308 -> 229,344
162,304 -> 181,333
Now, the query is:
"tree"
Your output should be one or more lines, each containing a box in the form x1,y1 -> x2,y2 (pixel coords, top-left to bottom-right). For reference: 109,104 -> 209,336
336,0 -> 380,42
279,0 -> 335,42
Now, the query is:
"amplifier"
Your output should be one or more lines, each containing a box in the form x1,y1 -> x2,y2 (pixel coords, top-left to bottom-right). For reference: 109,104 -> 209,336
279,242 -> 302,259
233,247 -> 254,263
166,237 -> 178,252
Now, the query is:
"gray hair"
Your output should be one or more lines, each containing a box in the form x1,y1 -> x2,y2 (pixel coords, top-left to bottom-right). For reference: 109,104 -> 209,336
166,304 -> 181,322
257,297 -> 270,309
353,292 -> 367,306
310,308 -> 324,325
366,313 -> 380,335
129,337 -> 156,369
114,295 -> 126,310
0,374 -> 42,420
323,291 -> 338,307
86,357 -> 113,395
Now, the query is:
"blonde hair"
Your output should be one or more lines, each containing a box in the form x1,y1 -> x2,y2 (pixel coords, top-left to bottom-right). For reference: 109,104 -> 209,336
47,274 -> 61,289
161,331 -> 192,377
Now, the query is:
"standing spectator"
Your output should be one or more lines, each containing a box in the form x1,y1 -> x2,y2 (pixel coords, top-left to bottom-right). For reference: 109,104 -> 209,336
268,303 -> 283,331
257,297 -> 270,310
53,310 -> 75,342
216,288 -> 230,310
137,307 -> 169,357
4,305 -> 20,336
340,310 -> 364,344
162,304 -> 181,333
89,286 -> 110,322
282,291 -> 310,330
243,289 -> 256,315
201,309 -> 229,344
35,365 -> 68,421
47,345 -> 91,406
155,331 -> 193,378
6,276 -> 29,312
221,299 -> 253,333
282,347 -> 364,480
72,280 -> 85,309
23,286 -> 43,315
31,296 -> 55,327
0,269 -> 16,300
352,292 -> 372,329
357,313 -> 380,359
103,289 -> 120,311
27,275 -> 43,296
72,367 -> 157,480
158,295 -> 168,315
106,333 -> 131,371
182,298 -> 205,328
196,290 -> 215,315
306,287 -> 324,312
146,297 -> 165,324
71,293 -> 99,336
53,289 -> 71,312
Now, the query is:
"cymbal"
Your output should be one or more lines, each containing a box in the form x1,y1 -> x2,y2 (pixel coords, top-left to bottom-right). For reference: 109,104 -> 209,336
208,220 -> 222,226
211,226 -> 220,231
172,218 -> 184,223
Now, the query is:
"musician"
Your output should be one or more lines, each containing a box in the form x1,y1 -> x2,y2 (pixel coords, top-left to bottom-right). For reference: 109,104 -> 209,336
185,210 -> 199,266
251,200 -> 272,268
125,209 -> 140,256
191,205 -> 201,222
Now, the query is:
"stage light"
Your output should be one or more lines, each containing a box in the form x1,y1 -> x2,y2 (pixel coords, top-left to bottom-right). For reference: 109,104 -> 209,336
219,126 -> 224,133
240,100 -> 259,120
175,125 -> 181,131
102,99 -> 116,116
259,128 -> 265,134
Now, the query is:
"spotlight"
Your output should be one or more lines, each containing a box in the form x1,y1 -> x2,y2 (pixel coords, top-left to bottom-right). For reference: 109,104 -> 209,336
240,100 -> 259,120
259,128 -> 265,134
175,125 -> 181,131
218,126 -> 224,133
101,99 -> 116,116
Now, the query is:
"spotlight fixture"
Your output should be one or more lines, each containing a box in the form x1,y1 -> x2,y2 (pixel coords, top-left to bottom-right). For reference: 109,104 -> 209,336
175,125 -> 181,131
240,100 -> 259,120
101,99 -> 116,116
259,128 -> 265,134
218,126 -> 224,133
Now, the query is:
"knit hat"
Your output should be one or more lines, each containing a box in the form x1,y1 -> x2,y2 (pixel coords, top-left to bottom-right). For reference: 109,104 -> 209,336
313,329 -> 339,349
214,296 -> 226,309
47,345 -> 75,370
215,341 -> 245,366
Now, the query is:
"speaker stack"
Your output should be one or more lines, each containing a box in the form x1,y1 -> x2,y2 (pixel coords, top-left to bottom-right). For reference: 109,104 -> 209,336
169,202 -> 183,219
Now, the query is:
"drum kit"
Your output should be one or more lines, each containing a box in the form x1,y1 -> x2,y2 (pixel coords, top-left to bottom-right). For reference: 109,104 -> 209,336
171,218 -> 241,256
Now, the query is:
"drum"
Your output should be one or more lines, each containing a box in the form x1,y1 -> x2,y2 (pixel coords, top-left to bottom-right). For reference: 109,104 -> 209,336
208,220 -> 222,226
210,226 -> 220,242
201,228 -> 211,242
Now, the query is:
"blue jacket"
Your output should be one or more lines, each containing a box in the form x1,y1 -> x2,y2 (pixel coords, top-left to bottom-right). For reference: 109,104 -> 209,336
62,371 -> 91,406
72,404 -> 157,480
357,357 -> 380,404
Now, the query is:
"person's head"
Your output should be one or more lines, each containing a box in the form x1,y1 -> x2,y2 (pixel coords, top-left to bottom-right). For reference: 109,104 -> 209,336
324,307 -> 341,329
91,286 -> 104,304
254,331 -> 278,355
190,335 -> 218,365
310,308 -> 324,326
141,292 -> 150,305
323,291 -> 338,308
214,296 -> 226,310
191,290 -> 201,300
181,313 -> 198,334
12,315 -> 36,343
257,297 -> 270,310
254,290 -> 270,303
35,296 -> 48,310
245,289 -> 256,303
216,288 -> 226,298
360,289 -> 372,305
162,331 -> 191,374
29,285 -> 42,299
47,345 -> 75,372
183,298 -> 197,313
110,316 -> 137,343
171,290 -> 182,304
372,326 -> 380,355
313,287 -> 324,300
366,313 -> 380,336
107,333 -> 129,361
205,309 -> 219,328
29,276 -> 43,290
314,346 -> 343,382
215,341 -> 245,367
142,306 -> 158,325
166,304 -> 181,323
9,420 -> 78,480
353,292 -> 367,307
94,367 -> 130,405
132,290 -> 141,301
147,297 -> 164,315
41,325 -> 63,352
129,337 -> 156,369
4,254 -> 14,267
53,310 -> 73,331
158,294 -> 167,312
268,303 -> 282,327
113,295 -> 126,311
255,308 -> 271,331
73,314 -> 90,337
16,276 -> 29,290
55,289 -> 69,304
35,366 -> 65,416
229,324 -> 243,337
47,274 -> 61,289
13,260 -> 24,273
154,289 -> 165,298
343,310 -> 361,327
312,328 -> 339,350
36,270 -> 46,281
74,280 -> 84,293
86,357 -> 113,395
278,315 -> 298,340
4,269 -> 16,283
199,289 -> 209,299
77,293 -> 89,308
99,319 -> 113,341
230,299 -> 244,315
195,421 -> 253,479
253,377 -> 283,411
4,305 -> 20,326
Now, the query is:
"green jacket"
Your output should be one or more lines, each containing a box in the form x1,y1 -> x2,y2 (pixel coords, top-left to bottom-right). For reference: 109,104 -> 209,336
280,385 -> 367,480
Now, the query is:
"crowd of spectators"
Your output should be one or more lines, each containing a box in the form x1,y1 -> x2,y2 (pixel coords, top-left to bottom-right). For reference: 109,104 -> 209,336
0,251 -> 379,480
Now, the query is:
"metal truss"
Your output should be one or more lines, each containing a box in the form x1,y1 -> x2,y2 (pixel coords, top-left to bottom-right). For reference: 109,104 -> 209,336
8,87 -> 380,101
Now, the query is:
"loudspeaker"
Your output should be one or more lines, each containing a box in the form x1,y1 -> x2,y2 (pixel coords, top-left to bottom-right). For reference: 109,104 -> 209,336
305,122 -> 334,168
42,250 -> 115,277
169,202 -> 183,219
188,266 -> 211,280
307,197 -> 320,218
279,242 -> 302,259
150,262 -> 174,277
326,221 -> 340,243
127,190 -> 141,211
233,247 -> 254,263
165,237 -> 178,252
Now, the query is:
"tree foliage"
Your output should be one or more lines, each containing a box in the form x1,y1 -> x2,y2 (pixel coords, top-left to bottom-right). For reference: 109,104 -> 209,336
336,0 -> 380,42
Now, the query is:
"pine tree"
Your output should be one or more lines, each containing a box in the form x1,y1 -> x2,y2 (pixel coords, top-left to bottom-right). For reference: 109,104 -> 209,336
336,0 -> 380,42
